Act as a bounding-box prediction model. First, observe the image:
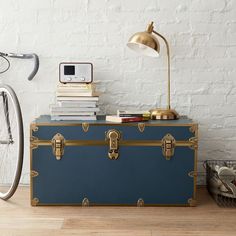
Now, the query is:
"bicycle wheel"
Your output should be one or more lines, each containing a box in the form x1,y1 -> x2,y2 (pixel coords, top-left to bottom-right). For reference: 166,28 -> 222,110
0,84 -> 24,200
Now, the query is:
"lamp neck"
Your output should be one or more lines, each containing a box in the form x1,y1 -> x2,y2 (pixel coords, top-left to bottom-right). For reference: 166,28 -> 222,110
146,22 -> 154,33
153,30 -> 171,110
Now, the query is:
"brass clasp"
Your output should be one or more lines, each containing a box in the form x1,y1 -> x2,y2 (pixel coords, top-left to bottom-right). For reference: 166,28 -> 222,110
161,134 -> 175,160
52,133 -> 65,160
106,129 -> 121,160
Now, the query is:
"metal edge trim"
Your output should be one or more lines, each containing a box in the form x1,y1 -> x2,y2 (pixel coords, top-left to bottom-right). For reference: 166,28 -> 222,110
30,122 -> 197,127
30,140 -> 196,147
30,127 -> 34,205
31,203 -> 191,207
193,137 -> 198,201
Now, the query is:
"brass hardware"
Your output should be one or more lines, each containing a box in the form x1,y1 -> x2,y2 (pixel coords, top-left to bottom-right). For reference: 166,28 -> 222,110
189,124 -> 197,134
138,123 -> 145,132
31,198 -> 39,206
30,136 -> 38,142
31,123 -> 39,132
189,137 -> 198,150
106,129 -> 121,160
31,170 -> 39,178
30,143 -> 38,150
30,136 -> 39,149
82,198 -> 90,206
161,134 -> 175,160
82,123 -> 89,132
188,198 -> 197,207
188,171 -> 197,178
51,133 -> 65,160
137,198 -> 144,207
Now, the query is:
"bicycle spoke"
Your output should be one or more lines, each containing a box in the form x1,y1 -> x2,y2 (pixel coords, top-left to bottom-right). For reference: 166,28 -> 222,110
0,85 -> 23,200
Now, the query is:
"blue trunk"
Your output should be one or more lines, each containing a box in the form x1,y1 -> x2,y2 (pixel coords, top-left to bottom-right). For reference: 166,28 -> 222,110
30,115 -> 198,206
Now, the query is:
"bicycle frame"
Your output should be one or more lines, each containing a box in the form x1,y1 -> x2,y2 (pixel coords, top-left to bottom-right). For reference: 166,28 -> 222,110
0,91 -> 13,145
0,51 -> 39,200
0,52 -> 39,81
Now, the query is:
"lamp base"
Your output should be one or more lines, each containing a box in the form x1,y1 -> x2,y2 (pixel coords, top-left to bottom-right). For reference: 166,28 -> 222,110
149,108 -> 179,120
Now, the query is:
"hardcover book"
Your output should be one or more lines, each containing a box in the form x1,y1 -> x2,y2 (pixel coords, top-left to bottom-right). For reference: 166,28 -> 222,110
106,115 -> 149,123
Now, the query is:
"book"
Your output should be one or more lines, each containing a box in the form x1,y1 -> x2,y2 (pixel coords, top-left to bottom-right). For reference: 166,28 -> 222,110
50,106 -> 100,112
57,83 -> 96,90
51,111 -> 95,116
51,115 -> 97,121
57,96 -> 99,101
117,110 -> 150,117
57,101 -> 97,108
106,115 -> 149,123
56,92 -> 99,97
57,87 -> 95,93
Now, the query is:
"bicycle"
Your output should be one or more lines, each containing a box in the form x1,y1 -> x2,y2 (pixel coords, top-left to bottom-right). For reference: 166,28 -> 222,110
0,52 -> 39,200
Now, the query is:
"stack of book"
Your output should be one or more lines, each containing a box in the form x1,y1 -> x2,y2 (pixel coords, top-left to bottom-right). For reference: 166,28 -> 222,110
106,110 -> 150,123
50,83 -> 99,121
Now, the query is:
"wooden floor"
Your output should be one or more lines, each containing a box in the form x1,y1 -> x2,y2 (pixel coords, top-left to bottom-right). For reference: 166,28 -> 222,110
0,187 -> 236,236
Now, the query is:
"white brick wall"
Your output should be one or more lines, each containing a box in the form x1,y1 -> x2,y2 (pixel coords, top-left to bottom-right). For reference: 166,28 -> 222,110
0,0 -> 235,184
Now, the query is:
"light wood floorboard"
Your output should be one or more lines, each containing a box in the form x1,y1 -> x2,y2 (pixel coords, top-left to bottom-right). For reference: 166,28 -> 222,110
0,187 -> 236,236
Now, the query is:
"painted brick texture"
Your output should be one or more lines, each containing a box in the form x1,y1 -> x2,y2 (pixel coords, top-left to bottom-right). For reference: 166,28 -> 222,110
0,0 -> 235,184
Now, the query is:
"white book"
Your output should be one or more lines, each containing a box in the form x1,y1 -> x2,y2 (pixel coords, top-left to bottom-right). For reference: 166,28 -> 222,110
57,96 -> 99,101
57,101 -> 97,108
51,111 -> 95,116
50,106 -> 100,112
57,89 -> 95,93
51,115 -> 97,121
56,92 -> 99,97
57,82 -> 99,88
117,110 -> 150,116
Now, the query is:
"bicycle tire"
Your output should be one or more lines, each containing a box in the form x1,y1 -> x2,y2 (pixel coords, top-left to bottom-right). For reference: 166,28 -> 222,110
0,84 -> 24,200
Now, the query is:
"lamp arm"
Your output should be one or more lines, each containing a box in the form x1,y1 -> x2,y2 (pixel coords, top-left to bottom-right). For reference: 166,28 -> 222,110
152,30 -> 171,110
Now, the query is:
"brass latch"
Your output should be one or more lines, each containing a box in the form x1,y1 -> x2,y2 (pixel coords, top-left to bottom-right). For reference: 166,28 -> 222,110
52,133 -> 65,160
106,129 -> 121,160
161,134 -> 175,160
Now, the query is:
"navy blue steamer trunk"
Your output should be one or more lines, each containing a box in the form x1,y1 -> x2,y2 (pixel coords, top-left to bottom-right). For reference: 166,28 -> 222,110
30,115 -> 198,206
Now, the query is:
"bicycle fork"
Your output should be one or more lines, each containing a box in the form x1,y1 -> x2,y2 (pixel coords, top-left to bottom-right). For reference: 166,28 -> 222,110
0,92 -> 13,145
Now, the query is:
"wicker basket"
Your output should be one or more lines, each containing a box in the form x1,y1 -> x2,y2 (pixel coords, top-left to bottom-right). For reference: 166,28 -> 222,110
205,160 -> 236,207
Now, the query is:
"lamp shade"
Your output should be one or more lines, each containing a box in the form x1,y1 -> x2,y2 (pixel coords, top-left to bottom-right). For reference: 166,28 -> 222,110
127,31 -> 160,57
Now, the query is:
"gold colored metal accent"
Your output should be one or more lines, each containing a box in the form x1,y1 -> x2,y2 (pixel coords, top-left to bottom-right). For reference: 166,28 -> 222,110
188,171 -> 197,178
138,123 -> 145,132
31,198 -> 39,206
188,198 -> 197,207
82,123 -> 89,132
137,198 -> 144,207
51,133 -> 65,160
30,136 -> 38,142
189,137 -> 198,150
28,139 -> 199,148
161,134 -> 175,160
31,170 -> 39,178
150,108 -> 179,120
30,136 -> 39,149
189,124 -> 197,134
82,198 -> 90,207
31,123 -> 39,132
127,21 -> 179,120
106,129 -> 121,160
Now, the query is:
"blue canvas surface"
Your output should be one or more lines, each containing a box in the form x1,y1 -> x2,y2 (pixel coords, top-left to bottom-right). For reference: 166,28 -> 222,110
31,116 -> 197,205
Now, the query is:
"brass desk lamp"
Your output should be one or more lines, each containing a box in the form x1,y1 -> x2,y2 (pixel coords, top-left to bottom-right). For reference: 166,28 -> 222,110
127,22 -> 179,120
